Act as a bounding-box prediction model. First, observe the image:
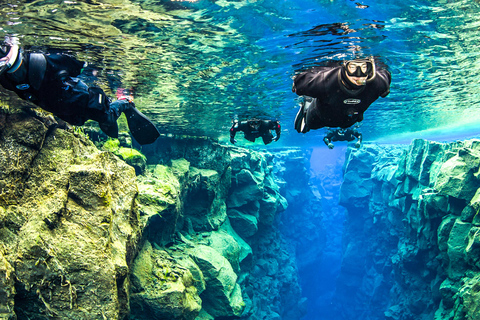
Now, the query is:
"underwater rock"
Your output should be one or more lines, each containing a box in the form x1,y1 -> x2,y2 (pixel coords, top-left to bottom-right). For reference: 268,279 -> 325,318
0,111 -> 305,320
136,139 -> 301,319
226,147 -> 287,230
0,110 -> 141,319
129,241 -> 201,320
115,147 -> 147,175
184,167 -> 230,232
227,208 -> 258,238
227,169 -> 264,209
100,139 -> 147,175
136,163 -> 183,246
188,245 -> 245,318
337,138 -> 480,320
436,147 -> 480,202
0,249 -> 15,319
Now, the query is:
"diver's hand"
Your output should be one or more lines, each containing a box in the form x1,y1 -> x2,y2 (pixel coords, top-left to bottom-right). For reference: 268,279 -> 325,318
328,143 -> 334,149
273,135 -> 279,142
355,142 -> 361,149
230,138 -> 237,144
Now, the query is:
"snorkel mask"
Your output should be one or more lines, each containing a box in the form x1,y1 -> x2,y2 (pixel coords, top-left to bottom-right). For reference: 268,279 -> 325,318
343,57 -> 376,86
0,38 -> 19,76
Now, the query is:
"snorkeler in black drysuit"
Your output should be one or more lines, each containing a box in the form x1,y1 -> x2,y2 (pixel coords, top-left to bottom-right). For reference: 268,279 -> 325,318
0,38 -> 160,145
323,127 -> 362,149
230,119 -> 281,145
293,57 -> 391,133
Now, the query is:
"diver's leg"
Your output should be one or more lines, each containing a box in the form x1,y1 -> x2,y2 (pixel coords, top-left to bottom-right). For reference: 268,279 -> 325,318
295,96 -> 315,133
304,98 -> 325,131
294,98 -> 306,133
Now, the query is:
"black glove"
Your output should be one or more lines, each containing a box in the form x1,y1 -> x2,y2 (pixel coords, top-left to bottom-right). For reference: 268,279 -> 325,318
355,142 -> 361,149
230,137 -> 237,144
273,135 -> 279,142
328,143 -> 334,149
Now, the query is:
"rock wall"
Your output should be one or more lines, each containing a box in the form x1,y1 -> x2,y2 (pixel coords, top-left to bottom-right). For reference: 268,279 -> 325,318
337,139 -> 480,320
0,108 -> 307,319
0,109 -> 141,319
134,141 -> 306,320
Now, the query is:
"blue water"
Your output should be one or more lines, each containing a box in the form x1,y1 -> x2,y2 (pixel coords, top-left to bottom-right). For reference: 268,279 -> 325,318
2,1 -> 480,319
2,0 -> 480,146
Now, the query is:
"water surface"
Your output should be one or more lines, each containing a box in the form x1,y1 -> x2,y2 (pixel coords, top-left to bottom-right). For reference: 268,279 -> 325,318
2,0 -> 480,145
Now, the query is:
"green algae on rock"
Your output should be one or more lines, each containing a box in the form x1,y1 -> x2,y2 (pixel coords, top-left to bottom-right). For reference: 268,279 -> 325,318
0,109 -> 141,319
130,241 -> 201,320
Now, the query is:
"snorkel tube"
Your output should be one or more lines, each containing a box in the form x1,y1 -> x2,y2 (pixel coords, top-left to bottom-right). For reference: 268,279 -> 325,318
366,56 -> 376,83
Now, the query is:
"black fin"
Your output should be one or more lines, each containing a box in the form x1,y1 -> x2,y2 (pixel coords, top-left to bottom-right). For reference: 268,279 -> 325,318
294,101 -> 306,133
99,118 -> 119,138
123,107 -> 160,145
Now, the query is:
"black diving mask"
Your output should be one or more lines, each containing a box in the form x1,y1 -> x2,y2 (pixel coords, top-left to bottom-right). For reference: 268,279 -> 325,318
345,59 -> 373,77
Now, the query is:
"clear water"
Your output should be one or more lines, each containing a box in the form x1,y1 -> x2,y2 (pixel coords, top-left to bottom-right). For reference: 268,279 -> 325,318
2,1 -> 476,319
3,0 -> 480,146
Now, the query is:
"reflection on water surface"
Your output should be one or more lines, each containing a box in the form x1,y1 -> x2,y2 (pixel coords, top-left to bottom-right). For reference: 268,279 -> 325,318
2,0 -> 480,145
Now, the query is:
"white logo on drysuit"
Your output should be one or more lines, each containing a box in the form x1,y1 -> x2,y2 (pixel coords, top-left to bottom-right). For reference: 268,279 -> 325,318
343,99 -> 361,104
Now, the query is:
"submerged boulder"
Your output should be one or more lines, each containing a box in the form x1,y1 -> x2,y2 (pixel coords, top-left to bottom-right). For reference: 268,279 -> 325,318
129,241 -> 201,320
0,110 -> 141,319
436,147 -> 480,202
0,110 -> 303,320
188,245 -> 245,318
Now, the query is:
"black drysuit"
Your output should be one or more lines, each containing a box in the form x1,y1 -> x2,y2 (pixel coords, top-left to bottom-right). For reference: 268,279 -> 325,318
230,120 -> 281,145
294,65 -> 391,129
0,52 -> 110,126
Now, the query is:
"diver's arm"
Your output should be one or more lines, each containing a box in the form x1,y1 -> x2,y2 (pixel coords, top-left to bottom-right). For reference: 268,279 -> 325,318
376,68 -> 392,98
293,68 -> 334,98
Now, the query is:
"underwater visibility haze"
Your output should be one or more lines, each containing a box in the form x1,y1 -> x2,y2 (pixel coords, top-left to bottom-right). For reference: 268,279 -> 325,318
2,0 -> 480,145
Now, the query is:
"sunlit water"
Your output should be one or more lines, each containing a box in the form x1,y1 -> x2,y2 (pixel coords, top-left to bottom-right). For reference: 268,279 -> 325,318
2,0 -> 480,146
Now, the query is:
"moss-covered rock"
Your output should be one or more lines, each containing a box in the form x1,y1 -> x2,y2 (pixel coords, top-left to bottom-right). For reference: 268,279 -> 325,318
0,110 -> 302,320
183,167 -> 230,232
0,110 -> 141,319
116,147 -> 147,175
136,163 -> 183,245
0,249 -> 15,319
129,241 -> 201,320
338,139 -> 480,320
188,245 -> 245,318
